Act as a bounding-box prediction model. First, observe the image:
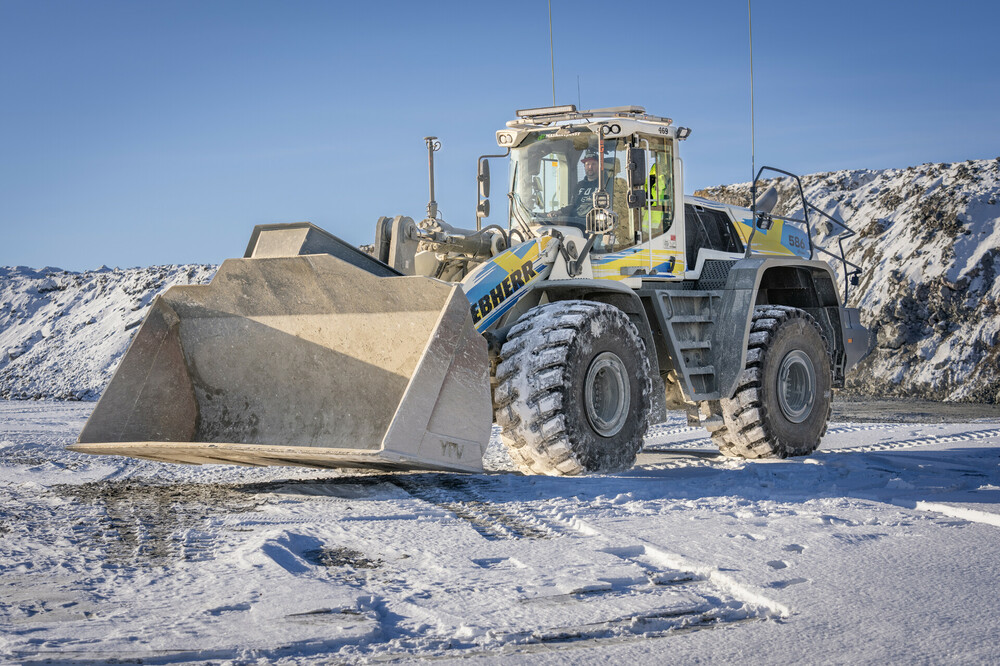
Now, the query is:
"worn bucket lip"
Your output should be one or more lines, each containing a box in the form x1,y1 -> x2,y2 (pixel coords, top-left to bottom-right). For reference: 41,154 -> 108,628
67,441 -> 484,473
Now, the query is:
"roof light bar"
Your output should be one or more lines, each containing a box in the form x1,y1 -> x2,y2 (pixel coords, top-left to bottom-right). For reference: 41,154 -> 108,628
516,104 -> 578,118
506,105 -> 674,130
587,105 -> 646,115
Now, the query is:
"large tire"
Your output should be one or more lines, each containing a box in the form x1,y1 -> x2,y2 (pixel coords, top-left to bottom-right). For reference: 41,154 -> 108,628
494,301 -> 652,476
711,305 -> 832,459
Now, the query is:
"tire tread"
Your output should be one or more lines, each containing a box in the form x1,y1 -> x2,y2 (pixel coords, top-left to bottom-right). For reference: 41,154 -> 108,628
495,300 -> 651,476
711,305 -> 832,459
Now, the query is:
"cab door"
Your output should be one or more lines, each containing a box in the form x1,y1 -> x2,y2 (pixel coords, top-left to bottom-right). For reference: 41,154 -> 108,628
590,135 -> 684,282
639,136 -> 684,279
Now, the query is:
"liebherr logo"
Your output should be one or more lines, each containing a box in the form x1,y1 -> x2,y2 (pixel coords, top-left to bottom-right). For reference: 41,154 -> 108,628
470,261 -> 538,324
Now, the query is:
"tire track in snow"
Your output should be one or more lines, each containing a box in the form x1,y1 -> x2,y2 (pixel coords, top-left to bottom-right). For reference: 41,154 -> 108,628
52,481 -> 265,565
216,475 -> 769,656
642,422 -> 910,455
645,421 -> 908,440
821,426 -> 1000,455
826,423 -> 918,436
360,477 -> 782,652
392,477 -> 557,540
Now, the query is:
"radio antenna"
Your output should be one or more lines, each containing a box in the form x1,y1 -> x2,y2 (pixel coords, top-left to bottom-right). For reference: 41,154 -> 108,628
748,0 -> 756,189
548,0 -> 556,105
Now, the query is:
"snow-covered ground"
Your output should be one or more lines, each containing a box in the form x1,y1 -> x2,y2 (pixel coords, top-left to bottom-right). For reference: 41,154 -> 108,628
2,401 -> 999,664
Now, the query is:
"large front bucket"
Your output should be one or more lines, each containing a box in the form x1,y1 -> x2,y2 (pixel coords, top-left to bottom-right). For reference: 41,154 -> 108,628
71,250 -> 493,472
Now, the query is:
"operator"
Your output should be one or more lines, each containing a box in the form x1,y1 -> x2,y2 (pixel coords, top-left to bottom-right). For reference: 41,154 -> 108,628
547,149 -> 604,228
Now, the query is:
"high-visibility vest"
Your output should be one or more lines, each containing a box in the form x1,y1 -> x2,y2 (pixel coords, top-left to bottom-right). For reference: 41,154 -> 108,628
641,163 -> 671,234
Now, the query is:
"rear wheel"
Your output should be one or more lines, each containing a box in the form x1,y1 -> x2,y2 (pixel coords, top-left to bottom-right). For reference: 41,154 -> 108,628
711,306 -> 832,458
494,301 -> 652,475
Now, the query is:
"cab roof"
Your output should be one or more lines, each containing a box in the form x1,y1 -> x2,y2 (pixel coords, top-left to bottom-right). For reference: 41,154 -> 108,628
507,104 -> 673,129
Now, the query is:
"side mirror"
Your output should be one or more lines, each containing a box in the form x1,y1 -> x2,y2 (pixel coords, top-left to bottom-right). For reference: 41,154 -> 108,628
754,186 -> 779,216
477,199 -> 490,218
625,146 -> 646,187
626,146 -> 647,209
626,146 -> 646,189
478,159 -> 490,199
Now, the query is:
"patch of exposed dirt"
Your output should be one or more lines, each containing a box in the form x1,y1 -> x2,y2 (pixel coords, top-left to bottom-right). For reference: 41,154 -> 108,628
52,481 -> 267,565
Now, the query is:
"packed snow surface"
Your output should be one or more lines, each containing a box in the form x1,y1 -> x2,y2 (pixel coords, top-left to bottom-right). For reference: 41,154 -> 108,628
2,402 -> 999,663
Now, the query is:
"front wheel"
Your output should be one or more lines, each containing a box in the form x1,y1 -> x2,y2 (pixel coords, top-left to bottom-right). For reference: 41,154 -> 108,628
711,306 -> 833,458
494,301 -> 652,475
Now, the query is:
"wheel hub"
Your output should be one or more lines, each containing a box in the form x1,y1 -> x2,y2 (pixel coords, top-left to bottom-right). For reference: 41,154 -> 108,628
584,352 -> 630,437
777,350 -> 816,423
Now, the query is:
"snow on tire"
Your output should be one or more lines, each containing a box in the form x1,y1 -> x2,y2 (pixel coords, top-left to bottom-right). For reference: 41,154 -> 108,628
494,300 -> 652,476
711,305 -> 833,459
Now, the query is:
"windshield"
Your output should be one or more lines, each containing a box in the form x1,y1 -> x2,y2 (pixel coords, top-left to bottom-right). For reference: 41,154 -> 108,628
509,131 -> 624,231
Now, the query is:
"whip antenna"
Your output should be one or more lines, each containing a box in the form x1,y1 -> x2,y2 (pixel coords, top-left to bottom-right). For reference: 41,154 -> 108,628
748,0 -> 756,189
549,0 -> 556,104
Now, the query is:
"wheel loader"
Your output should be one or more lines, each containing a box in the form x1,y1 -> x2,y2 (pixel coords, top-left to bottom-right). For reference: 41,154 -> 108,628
71,105 -> 870,475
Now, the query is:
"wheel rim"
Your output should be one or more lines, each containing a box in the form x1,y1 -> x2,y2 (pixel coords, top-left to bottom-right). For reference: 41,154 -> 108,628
584,351 -> 630,437
777,349 -> 816,424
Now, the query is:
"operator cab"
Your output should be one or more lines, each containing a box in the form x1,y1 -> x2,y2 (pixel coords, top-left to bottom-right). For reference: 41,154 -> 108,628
495,105 -> 690,281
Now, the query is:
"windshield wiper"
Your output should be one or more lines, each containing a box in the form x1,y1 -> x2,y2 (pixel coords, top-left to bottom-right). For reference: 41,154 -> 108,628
510,192 -> 535,236
508,162 -> 535,237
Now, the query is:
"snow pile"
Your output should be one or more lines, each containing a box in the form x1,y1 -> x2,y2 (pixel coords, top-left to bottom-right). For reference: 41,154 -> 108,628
0,265 -> 215,400
697,158 -> 1000,403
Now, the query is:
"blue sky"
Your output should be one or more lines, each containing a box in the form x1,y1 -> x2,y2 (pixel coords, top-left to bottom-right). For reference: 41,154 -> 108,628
2,0 -> 999,270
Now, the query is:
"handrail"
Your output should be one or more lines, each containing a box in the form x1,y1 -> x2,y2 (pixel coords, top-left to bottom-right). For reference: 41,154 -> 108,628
748,166 -> 863,303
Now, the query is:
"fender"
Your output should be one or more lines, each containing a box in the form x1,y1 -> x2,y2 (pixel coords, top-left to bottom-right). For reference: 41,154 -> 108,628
712,256 -> 869,398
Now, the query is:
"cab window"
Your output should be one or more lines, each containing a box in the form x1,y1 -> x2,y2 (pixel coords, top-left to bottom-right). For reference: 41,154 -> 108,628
642,137 -> 674,238
509,133 -> 621,230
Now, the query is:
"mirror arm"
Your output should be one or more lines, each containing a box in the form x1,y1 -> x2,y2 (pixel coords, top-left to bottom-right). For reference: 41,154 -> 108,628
476,149 -> 510,230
